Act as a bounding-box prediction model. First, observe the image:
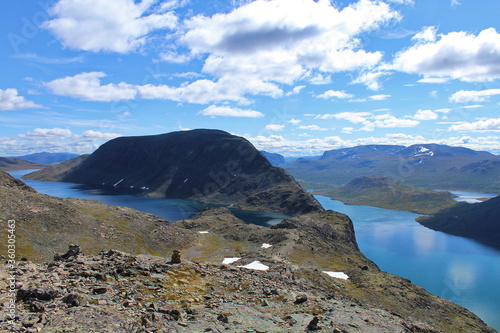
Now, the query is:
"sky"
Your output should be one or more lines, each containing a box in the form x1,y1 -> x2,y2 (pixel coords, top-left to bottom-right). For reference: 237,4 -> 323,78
1,0 -> 500,156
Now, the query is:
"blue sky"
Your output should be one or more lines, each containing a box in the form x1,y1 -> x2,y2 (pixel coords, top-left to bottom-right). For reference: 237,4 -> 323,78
1,0 -> 500,156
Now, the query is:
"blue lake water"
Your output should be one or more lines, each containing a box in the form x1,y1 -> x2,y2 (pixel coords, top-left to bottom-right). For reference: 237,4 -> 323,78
9,170 -> 500,331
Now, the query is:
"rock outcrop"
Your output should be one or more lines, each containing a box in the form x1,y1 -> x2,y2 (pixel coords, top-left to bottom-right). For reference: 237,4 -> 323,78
24,129 -> 322,215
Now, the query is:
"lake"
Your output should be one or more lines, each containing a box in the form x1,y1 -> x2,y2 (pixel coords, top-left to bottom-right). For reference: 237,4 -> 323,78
9,170 -> 500,331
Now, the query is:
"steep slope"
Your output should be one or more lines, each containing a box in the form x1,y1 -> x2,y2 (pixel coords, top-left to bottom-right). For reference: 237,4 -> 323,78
417,195 -> 500,250
0,157 -> 44,171
0,170 -> 196,261
26,129 -> 322,215
317,176 -> 458,214
286,143 -> 500,193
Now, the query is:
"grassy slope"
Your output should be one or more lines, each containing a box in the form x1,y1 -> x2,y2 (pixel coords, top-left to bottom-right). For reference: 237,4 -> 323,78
312,176 -> 458,214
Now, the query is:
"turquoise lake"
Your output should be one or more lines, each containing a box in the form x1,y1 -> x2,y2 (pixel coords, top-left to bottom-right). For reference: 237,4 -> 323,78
9,170 -> 500,331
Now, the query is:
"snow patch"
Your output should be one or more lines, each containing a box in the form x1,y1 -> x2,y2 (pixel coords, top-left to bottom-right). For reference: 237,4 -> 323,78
414,146 -> 434,157
198,231 -> 209,234
222,257 -> 241,264
261,243 -> 272,249
184,178 -> 189,183
113,179 -> 124,187
238,261 -> 269,271
323,271 -> 349,280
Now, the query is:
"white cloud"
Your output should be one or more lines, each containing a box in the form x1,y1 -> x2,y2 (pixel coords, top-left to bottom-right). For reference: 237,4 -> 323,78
449,88 -> 500,103
288,118 -> 302,125
414,109 -> 438,120
308,73 -> 332,85
198,105 -> 264,118
0,88 -> 42,111
369,94 -> 390,100
45,72 -> 282,105
316,90 -> 354,100
317,112 -> 372,124
391,28 -> 500,82
461,105 -> 484,109
417,77 -> 450,84
181,0 -> 399,91
43,0 -> 178,53
448,118 -> 500,132
411,26 -> 437,43
351,70 -> 388,91
265,124 -> 285,131
45,72 -> 137,102
298,125 -> 328,131
1,128 -> 122,155
361,114 -> 419,131
286,85 -> 306,96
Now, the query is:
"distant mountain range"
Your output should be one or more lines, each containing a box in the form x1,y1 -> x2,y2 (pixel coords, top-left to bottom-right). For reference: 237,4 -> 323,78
25,130 -> 322,215
12,152 -> 80,164
0,157 -> 44,171
317,176 -> 458,214
261,150 -> 286,166
417,195 -> 500,250
285,144 -> 500,193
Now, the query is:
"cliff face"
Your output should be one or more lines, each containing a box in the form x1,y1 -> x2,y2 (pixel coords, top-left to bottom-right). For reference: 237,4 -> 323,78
417,195 -> 500,250
26,129 -> 322,215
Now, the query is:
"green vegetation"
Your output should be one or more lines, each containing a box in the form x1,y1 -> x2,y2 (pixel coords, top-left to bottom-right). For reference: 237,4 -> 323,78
315,176 -> 458,214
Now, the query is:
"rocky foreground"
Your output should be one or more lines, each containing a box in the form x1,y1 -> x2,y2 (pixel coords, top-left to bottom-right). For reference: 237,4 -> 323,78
0,245 -> 493,333
0,171 -> 496,332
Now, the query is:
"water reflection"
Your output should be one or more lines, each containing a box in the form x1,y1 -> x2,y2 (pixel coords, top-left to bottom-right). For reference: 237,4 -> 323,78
315,195 -> 500,331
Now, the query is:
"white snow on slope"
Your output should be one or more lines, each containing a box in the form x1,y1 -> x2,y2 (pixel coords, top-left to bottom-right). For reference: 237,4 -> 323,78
238,261 -> 269,271
323,271 -> 349,280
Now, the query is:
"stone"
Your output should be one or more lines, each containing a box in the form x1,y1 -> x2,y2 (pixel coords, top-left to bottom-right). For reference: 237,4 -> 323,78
307,316 -> 320,331
171,250 -> 181,264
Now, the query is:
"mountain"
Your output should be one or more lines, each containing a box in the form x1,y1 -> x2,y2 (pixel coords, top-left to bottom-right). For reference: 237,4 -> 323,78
13,152 -> 80,164
285,144 -> 500,193
23,154 -> 89,181
0,157 -> 45,171
0,171 -> 494,332
317,176 -> 458,214
417,195 -> 500,250
24,129 -> 322,215
261,150 -> 286,166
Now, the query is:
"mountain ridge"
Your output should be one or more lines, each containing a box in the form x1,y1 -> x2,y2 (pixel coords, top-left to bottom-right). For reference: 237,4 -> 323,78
286,143 -> 500,193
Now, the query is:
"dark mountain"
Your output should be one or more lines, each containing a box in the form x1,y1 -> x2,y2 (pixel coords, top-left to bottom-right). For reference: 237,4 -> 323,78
13,152 -> 80,164
261,150 -> 286,166
285,144 -> 500,193
317,176 -> 458,214
24,129 -> 322,215
0,157 -> 45,171
417,195 -> 500,250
